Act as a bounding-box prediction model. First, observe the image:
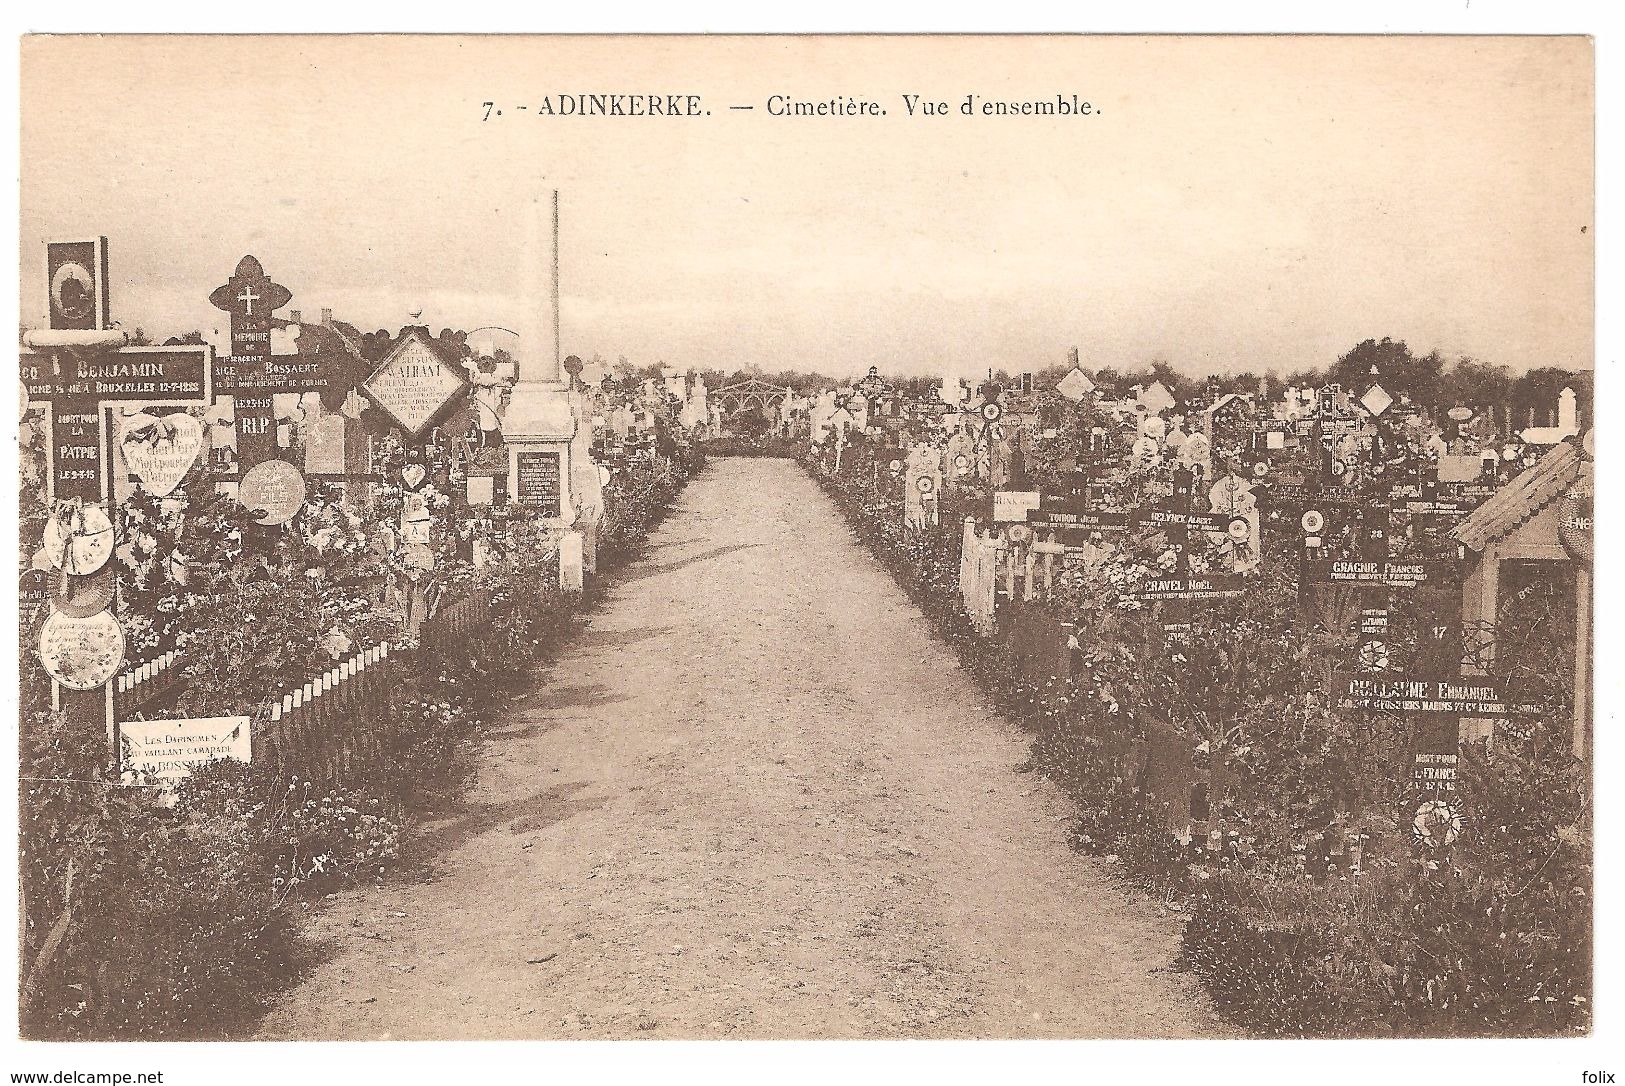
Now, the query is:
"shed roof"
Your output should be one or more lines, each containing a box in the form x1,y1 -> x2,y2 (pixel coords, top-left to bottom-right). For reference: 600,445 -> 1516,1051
1451,434 -> 1591,553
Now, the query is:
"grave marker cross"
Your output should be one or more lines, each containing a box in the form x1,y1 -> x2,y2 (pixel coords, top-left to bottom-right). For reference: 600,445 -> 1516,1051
22,239 -> 212,750
209,255 -> 327,472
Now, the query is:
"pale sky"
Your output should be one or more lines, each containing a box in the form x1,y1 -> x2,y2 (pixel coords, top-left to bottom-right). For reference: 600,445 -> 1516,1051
20,35 -> 1593,381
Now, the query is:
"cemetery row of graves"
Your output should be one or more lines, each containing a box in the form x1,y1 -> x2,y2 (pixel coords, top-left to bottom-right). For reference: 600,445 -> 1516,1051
17,241 -> 705,1038
796,356 -> 1592,1037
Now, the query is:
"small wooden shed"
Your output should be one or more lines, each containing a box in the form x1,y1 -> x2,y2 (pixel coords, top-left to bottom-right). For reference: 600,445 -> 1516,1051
1451,432 -> 1593,757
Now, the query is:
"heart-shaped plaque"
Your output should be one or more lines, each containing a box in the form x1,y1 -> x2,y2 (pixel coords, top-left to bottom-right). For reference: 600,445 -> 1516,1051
123,413 -> 204,497
401,463 -> 427,490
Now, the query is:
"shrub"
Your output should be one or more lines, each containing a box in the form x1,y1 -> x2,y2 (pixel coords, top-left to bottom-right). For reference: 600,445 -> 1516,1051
20,712 -> 303,1039
697,434 -> 801,458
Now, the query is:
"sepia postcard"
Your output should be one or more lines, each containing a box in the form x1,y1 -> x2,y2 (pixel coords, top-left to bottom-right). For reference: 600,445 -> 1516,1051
10,25 -> 1607,1086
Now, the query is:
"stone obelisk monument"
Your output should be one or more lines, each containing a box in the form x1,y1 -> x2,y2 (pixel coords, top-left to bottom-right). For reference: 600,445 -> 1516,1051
504,190 -> 587,590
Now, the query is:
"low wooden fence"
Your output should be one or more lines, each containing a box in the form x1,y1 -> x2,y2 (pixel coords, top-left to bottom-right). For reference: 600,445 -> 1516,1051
112,570 -> 560,788
418,587 -> 494,660
113,648 -> 187,721
257,643 -> 398,783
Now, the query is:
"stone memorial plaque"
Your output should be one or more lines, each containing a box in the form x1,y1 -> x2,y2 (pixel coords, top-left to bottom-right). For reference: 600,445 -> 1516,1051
121,716 -> 251,786
466,475 -> 495,505
239,459 -> 306,525
38,608 -> 125,690
515,450 -> 562,516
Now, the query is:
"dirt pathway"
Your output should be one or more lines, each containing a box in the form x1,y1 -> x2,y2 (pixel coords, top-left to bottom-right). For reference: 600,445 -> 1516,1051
256,457 -> 1224,1040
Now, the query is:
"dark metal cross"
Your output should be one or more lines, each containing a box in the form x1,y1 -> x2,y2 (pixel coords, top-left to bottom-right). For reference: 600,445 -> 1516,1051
209,255 -> 327,471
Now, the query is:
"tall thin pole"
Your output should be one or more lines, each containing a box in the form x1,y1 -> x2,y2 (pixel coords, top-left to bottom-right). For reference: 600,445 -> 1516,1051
552,189 -> 562,382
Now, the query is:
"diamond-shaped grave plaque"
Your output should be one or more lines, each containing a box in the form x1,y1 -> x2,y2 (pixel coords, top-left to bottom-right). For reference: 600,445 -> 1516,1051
362,332 -> 469,437
1359,383 -> 1394,418
1139,381 -> 1176,416
1056,367 -> 1095,402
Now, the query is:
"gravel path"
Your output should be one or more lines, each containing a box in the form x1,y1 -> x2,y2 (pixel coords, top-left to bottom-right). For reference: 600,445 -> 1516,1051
256,457 -> 1225,1040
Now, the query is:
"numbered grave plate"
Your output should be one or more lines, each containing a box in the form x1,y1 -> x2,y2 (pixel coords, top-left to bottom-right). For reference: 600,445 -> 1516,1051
39,609 -> 126,690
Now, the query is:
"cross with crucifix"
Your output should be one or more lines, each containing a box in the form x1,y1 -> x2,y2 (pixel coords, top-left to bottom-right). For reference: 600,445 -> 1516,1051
22,239 -> 213,750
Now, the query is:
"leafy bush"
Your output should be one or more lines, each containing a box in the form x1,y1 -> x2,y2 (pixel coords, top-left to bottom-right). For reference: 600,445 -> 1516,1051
698,434 -> 802,458
20,711 -> 302,1039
